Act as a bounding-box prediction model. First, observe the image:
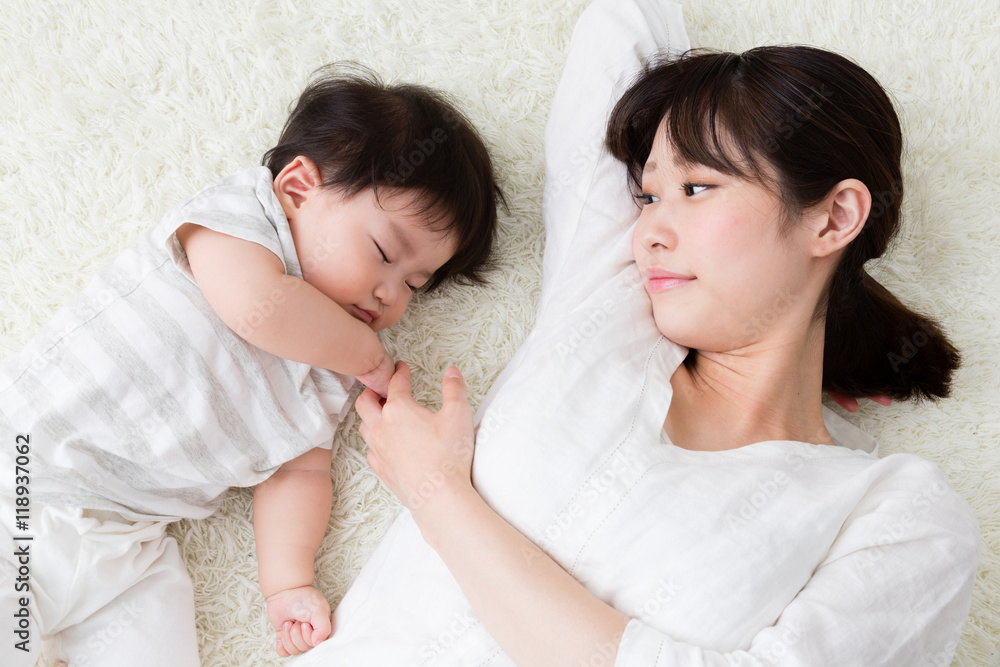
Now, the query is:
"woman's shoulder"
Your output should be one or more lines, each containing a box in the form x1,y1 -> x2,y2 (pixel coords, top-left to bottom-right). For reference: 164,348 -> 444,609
751,418 -> 980,558
819,448 -> 981,570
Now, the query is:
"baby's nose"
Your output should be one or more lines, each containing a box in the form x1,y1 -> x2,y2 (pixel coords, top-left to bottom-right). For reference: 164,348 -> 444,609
373,281 -> 395,306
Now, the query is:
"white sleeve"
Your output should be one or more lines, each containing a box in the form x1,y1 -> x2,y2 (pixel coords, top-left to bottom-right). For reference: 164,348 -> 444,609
537,0 -> 690,323
615,458 -> 981,666
157,167 -> 290,283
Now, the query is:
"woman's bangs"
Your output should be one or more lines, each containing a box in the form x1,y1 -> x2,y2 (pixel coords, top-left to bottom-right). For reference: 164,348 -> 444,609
662,61 -> 765,182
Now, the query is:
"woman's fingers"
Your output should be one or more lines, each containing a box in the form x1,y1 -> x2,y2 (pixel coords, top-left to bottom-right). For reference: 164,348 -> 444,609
827,390 -> 859,413
386,360 -> 413,401
827,391 -> 893,412
355,387 -> 383,425
441,366 -> 469,414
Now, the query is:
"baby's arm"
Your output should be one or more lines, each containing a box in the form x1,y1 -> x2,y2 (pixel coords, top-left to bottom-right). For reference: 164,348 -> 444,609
253,446 -> 335,656
177,222 -> 394,394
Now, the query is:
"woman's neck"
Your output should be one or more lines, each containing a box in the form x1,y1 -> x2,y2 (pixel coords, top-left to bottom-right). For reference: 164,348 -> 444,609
664,330 -> 835,451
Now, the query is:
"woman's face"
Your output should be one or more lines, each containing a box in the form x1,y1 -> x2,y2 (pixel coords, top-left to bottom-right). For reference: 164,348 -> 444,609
632,120 -> 819,352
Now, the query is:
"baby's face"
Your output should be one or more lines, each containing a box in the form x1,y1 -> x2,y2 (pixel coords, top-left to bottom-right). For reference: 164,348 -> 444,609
290,186 -> 456,331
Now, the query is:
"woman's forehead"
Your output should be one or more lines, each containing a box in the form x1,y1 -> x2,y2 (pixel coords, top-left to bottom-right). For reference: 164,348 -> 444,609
646,112 -> 777,185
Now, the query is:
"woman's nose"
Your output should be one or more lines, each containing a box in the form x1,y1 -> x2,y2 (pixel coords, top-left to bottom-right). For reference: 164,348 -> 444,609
636,211 -> 676,252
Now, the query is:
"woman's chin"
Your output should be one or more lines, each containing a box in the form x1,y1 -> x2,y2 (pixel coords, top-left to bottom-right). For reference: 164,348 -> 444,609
652,315 -> 737,352
653,322 -> 701,349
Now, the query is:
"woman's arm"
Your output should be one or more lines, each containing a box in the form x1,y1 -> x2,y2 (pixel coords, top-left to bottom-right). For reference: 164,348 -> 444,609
420,486 -> 631,665
357,364 -> 630,666
535,0 -> 689,323
357,366 -> 979,666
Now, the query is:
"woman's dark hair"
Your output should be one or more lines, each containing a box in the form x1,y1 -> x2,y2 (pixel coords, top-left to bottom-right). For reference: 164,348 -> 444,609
606,46 -> 960,401
263,63 -> 505,290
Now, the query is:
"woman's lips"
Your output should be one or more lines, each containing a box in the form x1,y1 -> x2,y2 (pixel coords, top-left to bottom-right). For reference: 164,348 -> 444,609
352,306 -> 378,323
646,268 -> 695,293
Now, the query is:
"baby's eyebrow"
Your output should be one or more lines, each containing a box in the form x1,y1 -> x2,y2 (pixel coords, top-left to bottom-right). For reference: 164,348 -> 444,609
386,219 -> 414,256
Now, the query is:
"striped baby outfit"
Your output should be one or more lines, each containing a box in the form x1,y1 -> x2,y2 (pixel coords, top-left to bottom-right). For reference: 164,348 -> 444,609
0,167 -> 356,521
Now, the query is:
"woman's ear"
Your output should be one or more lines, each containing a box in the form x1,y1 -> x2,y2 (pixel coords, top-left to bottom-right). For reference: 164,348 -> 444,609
811,178 -> 871,259
273,156 -> 322,210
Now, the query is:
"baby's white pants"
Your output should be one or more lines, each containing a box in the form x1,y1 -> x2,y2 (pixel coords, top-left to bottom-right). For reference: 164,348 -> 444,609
0,498 -> 200,666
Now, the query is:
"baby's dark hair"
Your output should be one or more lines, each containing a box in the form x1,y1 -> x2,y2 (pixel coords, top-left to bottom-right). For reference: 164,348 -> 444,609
607,46 -> 960,401
263,63 -> 505,290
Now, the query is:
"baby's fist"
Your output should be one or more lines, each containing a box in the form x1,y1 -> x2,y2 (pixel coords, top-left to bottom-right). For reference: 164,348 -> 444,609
266,585 -> 332,656
356,353 -> 395,399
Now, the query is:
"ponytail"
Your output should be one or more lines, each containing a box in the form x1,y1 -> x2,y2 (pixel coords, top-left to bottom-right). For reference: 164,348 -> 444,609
823,268 -> 961,400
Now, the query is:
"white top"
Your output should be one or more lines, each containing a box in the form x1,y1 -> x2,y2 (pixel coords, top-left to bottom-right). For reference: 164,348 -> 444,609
0,168 -> 356,520
291,0 -> 980,665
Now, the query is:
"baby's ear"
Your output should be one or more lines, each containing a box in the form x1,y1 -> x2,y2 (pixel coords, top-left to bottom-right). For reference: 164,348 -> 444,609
274,156 -> 322,209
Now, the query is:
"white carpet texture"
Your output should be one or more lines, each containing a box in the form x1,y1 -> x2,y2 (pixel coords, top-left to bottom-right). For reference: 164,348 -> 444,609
1,0 -> 997,665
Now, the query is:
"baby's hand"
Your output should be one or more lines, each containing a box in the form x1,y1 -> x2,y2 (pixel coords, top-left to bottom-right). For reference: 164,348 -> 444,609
265,585 -> 333,657
356,353 -> 395,399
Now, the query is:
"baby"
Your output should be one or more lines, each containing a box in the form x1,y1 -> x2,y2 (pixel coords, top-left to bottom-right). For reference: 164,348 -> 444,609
0,65 -> 502,664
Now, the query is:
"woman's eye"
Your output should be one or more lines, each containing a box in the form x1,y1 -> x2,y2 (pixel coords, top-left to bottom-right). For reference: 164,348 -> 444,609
634,193 -> 660,206
405,282 -> 417,293
683,183 -> 711,196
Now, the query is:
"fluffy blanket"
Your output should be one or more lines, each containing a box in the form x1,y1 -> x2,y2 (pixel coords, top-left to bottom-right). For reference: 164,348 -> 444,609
1,0 -> 996,664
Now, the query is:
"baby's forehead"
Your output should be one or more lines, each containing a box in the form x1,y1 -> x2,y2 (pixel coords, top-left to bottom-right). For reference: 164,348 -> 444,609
377,186 -> 457,233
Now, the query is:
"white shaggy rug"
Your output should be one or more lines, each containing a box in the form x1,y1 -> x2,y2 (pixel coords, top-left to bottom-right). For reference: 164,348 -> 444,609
1,0 -> 997,665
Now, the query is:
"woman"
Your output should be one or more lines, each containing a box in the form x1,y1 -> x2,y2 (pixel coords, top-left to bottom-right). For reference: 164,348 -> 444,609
290,0 -> 979,663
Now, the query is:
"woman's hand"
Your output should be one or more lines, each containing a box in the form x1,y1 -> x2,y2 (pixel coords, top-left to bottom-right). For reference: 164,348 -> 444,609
827,391 -> 893,413
357,366 -> 629,666
355,362 -> 476,520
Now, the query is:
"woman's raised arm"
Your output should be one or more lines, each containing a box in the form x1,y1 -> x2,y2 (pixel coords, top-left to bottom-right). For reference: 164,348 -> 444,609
536,0 -> 689,324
